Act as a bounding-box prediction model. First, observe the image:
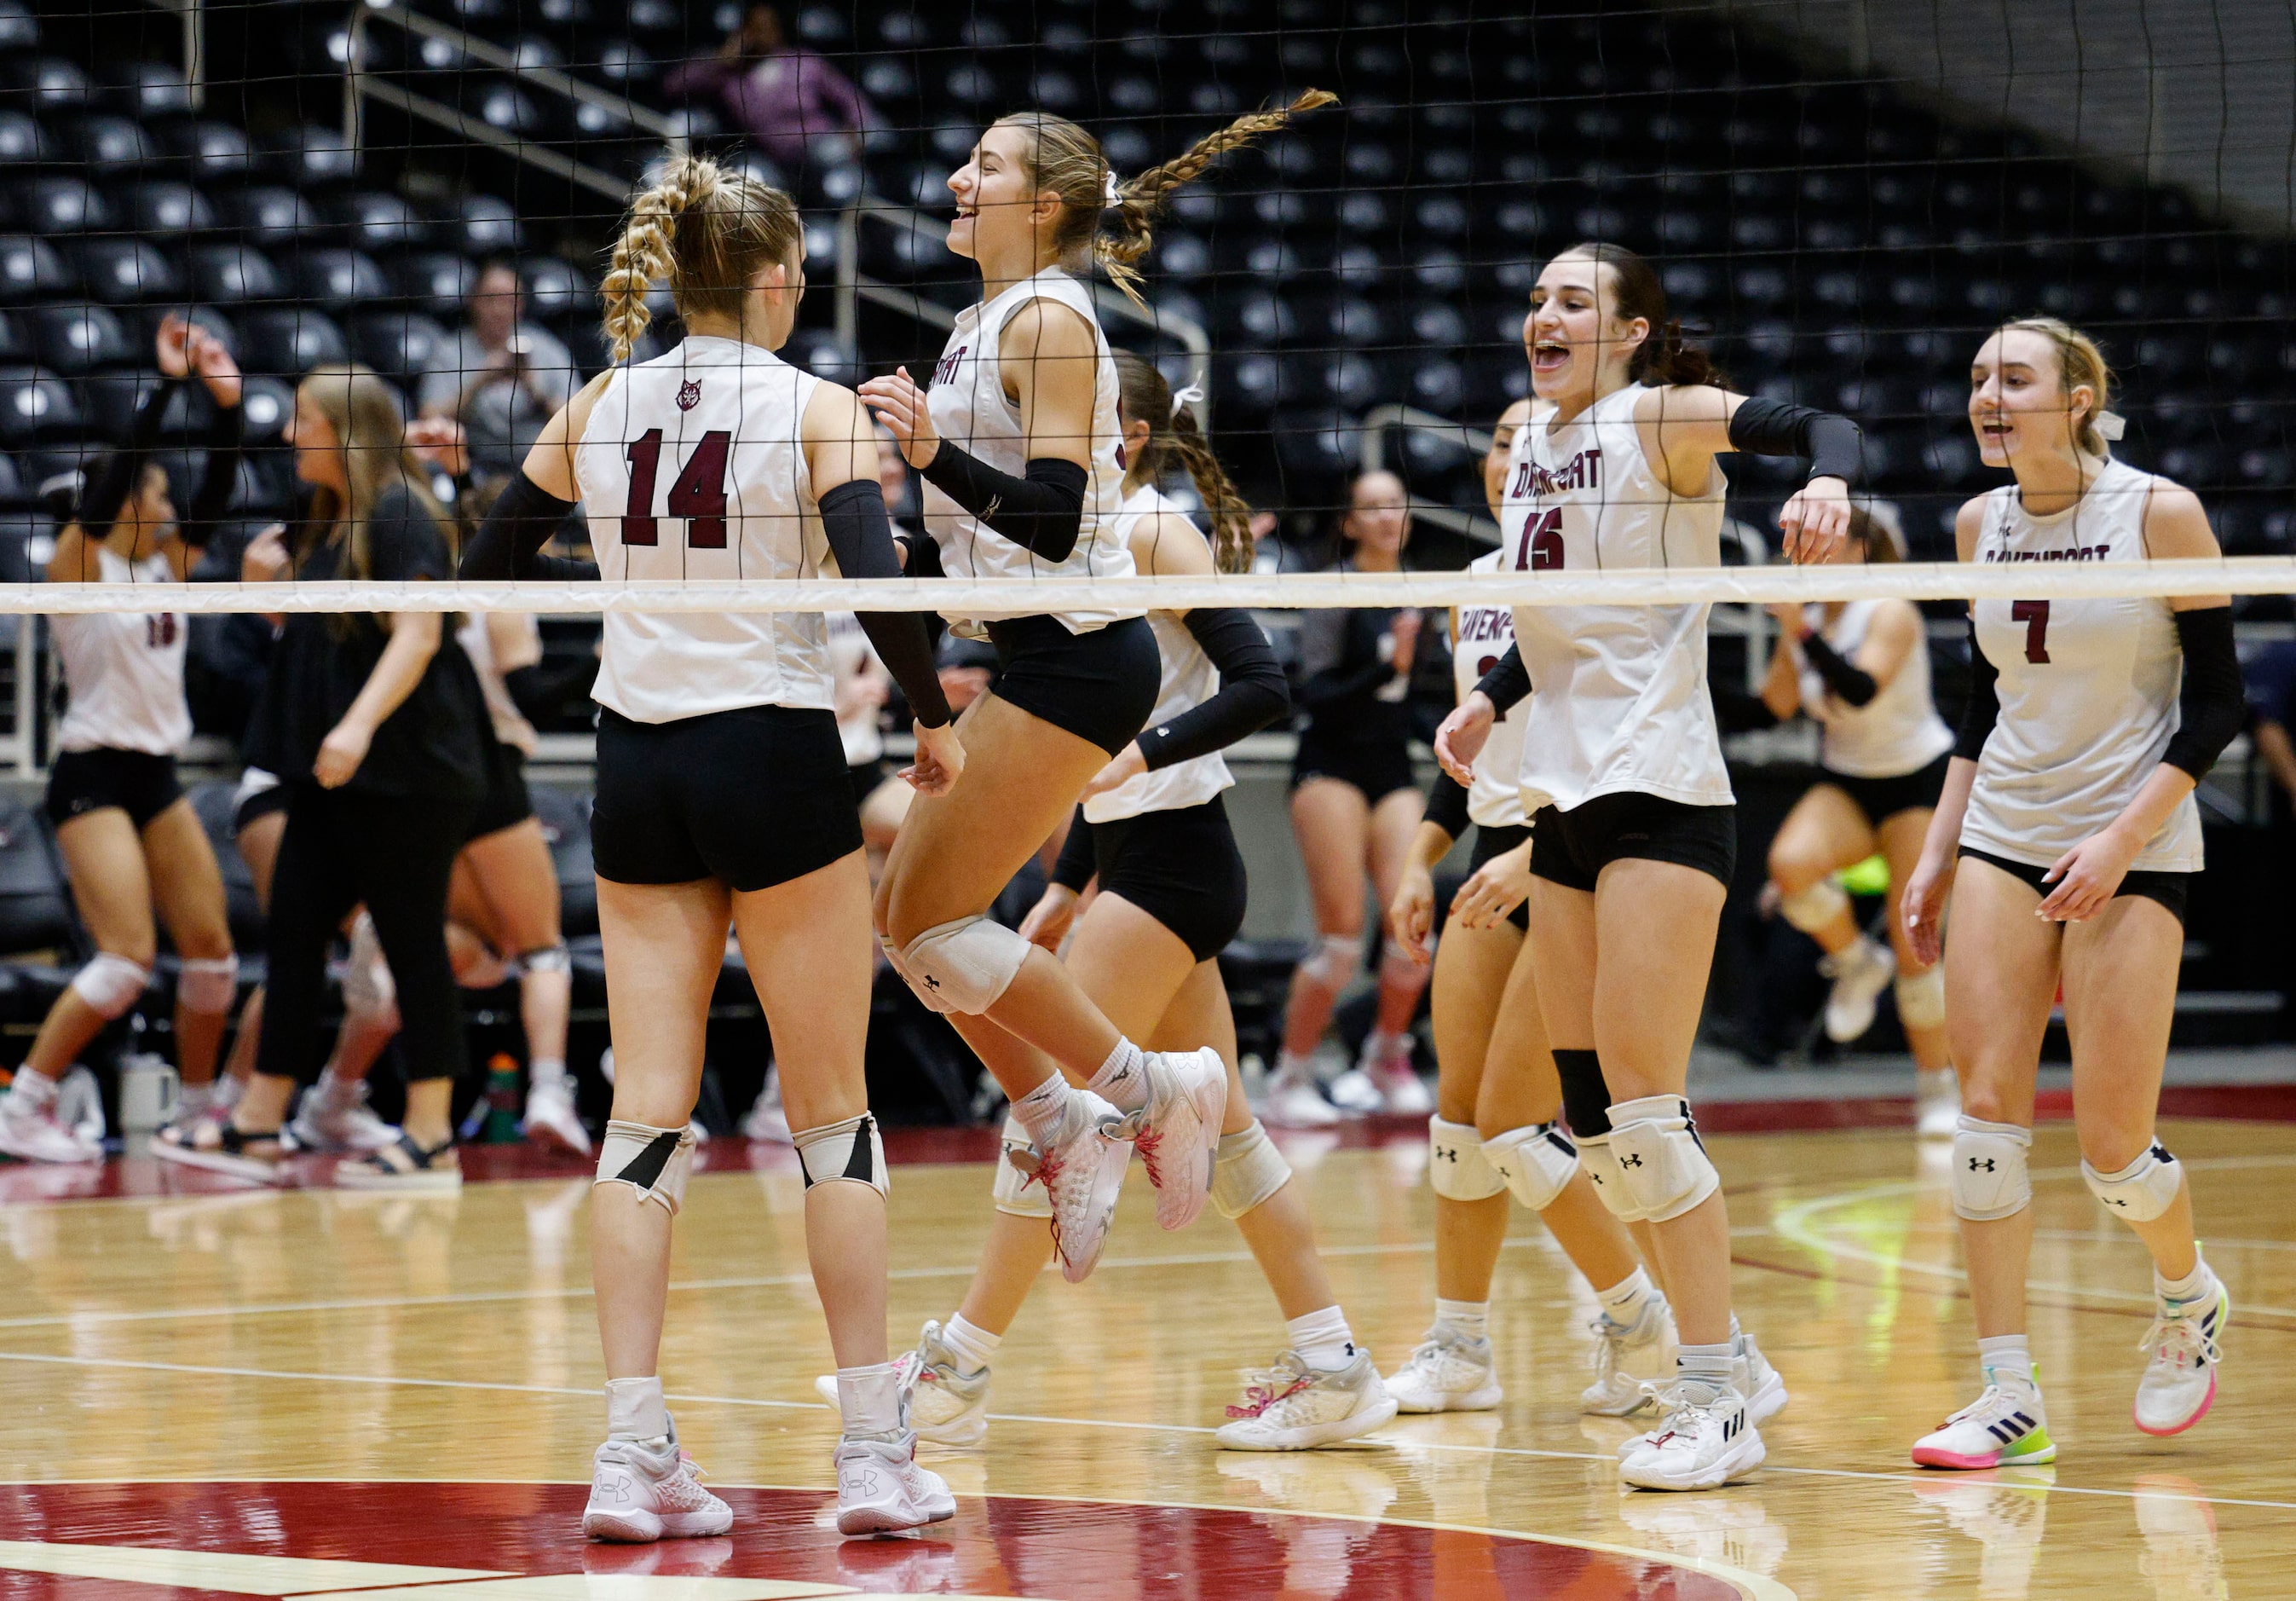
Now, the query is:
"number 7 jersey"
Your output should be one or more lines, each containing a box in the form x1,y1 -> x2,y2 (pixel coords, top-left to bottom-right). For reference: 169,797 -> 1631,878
574,335 -> 834,723
1497,381 -> 1732,813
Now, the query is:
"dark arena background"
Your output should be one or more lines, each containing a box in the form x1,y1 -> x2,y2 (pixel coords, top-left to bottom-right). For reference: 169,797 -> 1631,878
1,1 -> 2293,1596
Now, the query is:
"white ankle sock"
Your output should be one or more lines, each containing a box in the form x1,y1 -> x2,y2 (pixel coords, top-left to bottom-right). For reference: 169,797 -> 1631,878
837,1361 -> 904,1438
1434,1298 -> 1488,1340
1596,1266 -> 1658,1323
1011,1073 -> 1076,1146
1976,1333 -> 2036,1391
1677,1340 -> 1735,1390
605,1374 -> 668,1443
6,1070 -> 60,1111
939,1313 -> 1000,1375
2156,1257 -> 2214,1306
1287,1305 -> 1358,1372
314,1067 -> 359,1107
529,1056 -> 567,1092
1087,1037 -> 1150,1113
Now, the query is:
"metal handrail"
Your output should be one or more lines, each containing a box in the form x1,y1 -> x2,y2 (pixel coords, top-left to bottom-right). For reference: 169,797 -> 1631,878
1359,403 -> 1500,546
140,0 -> 205,110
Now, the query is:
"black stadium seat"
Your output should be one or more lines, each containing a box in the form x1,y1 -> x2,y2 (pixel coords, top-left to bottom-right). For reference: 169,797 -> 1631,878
0,366 -> 80,443
163,119 -> 254,182
27,301 -> 132,373
72,238 -> 180,303
216,186 -> 326,248
185,242 -> 284,304
19,176 -> 110,235
390,251 -> 478,319
290,247 -> 390,311
0,233 -> 75,298
236,307 -> 351,379
123,181 -> 217,240
351,310 -> 453,382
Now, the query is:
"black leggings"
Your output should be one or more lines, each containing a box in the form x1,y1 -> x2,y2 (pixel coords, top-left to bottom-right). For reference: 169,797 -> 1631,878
257,783 -> 479,1086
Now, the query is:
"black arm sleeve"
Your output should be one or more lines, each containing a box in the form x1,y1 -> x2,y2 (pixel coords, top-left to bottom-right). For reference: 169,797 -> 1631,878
178,394 -> 245,546
1726,396 -> 1866,487
457,470 -> 600,581
1800,631 -> 1878,708
917,443 -> 1087,561
1955,617 -> 2000,761
1134,608 -> 1291,770
1423,771 -> 1469,844
819,478 -> 951,729
76,377 -> 180,541
1473,644 -> 1532,714
1050,808 -> 1097,893
2163,606 -> 2244,780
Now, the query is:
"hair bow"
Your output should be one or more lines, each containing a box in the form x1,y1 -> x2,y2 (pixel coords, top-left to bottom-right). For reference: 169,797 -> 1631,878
2095,409 -> 2126,442
1170,383 -> 1205,418
1104,169 -> 1123,208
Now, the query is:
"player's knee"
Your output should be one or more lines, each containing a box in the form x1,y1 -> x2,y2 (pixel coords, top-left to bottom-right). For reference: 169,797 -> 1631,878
897,914 -> 1030,1015
1950,1114 -> 2033,1221
794,1112 -> 888,1199
1605,1095 -> 1721,1223
176,954 -> 239,1015
991,1114 -> 1054,1219
595,1119 -> 697,1215
1777,876 -> 1850,935
1551,1048 -> 1611,1136
1894,963 -> 1946,1032
1212,1119 -> 1293,1218
1577,1133 -> 1647,1222
1482,1120 -> 1578,1211
1297,932 -> 1361,992
71,952 -> 153,1020
2080,1139 -> 2183,1223
1428,1115 -> 1506,1202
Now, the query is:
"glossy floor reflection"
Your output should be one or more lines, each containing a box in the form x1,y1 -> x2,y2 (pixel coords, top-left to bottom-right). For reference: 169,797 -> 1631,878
0,1117 -> 2282,1598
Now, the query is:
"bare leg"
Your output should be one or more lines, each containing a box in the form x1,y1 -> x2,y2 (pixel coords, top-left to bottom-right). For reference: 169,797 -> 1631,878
955,1209 -> 1055,1338
1766,784 -> 1875,957
1283,778 -> 1370,1057
23,810 -> 156,1082
143,800 -> 234,1088
1365,787 -> 1432,1037
1429,915 -> 1516,1302
461,819 -> 571,1070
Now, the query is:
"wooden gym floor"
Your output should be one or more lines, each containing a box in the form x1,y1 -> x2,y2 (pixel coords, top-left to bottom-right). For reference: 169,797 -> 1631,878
0,1113 -> 2285,1599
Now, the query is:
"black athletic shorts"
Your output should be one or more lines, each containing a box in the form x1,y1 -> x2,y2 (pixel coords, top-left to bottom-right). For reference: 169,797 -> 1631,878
1091,795 -> 1250,962
1290,730 -> 1418,806
232,768 -> 289,835
985,615 -> 1161,759
46,748 -> 183,830
847,756 -> 888,808
1468,820 -> 1534,933
593,703 -> 862,892
1824,751 -> 1950,830
1958,847 -> 2191,923
1530,792 -> 1738,893
465,737 -> 535,843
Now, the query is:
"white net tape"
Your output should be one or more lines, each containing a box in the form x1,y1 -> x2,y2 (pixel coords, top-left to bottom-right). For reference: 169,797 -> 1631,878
0,558 -> 2278,615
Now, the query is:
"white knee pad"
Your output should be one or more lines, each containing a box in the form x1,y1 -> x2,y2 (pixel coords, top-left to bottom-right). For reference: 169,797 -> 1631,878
794,1112 -> 888,1199
1605,1095 -> 1721,1224
71,953 -> 152,1020
1778,877 -> 1850,934
596,1119 -> 698,1214
2082,1142 -> 2184,1223
897,915 -> 1030,1015
1300,933 -> 1361,991
1483,1120 -> 1580,1212
991,1113 -> 1053,1219
1895,963 -> 1946,1031
1951,1115 -> 2034,1222
514,942 -> 572,976
177,955 -> 239,1014
1428,1115 -> 1507,1201
1576,1133 -> 1651,1222
1211,1118 -> 1294,1219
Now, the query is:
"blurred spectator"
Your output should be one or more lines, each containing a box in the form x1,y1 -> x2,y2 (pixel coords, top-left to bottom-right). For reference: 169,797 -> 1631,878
418,260 -> 579,483
2248,638 -> 2296,820
664,3 -> 876,172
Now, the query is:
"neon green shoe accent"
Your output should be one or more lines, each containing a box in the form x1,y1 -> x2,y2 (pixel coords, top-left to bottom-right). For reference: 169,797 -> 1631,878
1838,853 -> 1891,896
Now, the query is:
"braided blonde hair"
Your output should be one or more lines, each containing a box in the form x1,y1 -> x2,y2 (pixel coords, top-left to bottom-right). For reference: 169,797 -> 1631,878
991,90 -> 1337,308
1114,350 -> 1255,573
1993,316 -> 2115,458
601,155 -> 804,363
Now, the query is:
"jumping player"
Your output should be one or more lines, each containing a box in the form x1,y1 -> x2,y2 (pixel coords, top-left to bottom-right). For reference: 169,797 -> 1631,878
1901,318 -> 2239,1469
1438,241 -> 1856,1490
461,156 -> 963,1536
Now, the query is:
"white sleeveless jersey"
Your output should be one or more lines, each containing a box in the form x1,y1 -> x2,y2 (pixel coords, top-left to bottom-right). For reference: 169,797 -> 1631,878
574,336 -> 834,723
1453,548 -> 1528,829
921,267 -> 1136,634
1499,383 -> 1733,813
826,612 -> 885,766
1085,486 -> 1233,823
1961,458 -> 2203,873
1795,600 -> 1953,779
53,546 -> 190,755
456,613 -> 540,756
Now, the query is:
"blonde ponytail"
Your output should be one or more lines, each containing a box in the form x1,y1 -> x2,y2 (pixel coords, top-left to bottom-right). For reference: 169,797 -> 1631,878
601,155 -> 802,363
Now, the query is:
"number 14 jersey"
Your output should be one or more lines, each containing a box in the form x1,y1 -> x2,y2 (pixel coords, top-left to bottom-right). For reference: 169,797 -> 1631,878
1497,381 -> 1732,814
574,335 -> 834,723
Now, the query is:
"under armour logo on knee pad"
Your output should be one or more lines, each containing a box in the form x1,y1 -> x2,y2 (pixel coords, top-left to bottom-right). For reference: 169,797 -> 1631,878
1621,1153 -> 1644,1169
923,974 -> 941,991
1435,1148 -> 1457,1163
1970,1158 -> 1995,1172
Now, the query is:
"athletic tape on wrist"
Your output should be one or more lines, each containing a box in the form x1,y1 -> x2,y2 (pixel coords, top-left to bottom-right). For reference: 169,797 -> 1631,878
1951,1114 -> 2034,1222
991,1113 -> 1054,1219
70,953 -> 151,1020
176,954 -> 239,1014
1604,1094 -> 1720,1223
1211,1118 -> 1294,1218
1778,878 -> 1850,934
2081,1142 -> 2183,1223
1428,1115 -> 1506,1201
1483,1120 -> 1579,1212
793,1112 -> 888,1199
595,1119 -> 697,1214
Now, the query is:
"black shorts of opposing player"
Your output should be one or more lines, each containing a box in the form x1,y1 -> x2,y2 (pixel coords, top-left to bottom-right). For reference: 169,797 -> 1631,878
1823,751 -> 1950,830
984,615 -> 1161,759
1957,848 -> 2192,924
46,748 -> 184,831
1289,730 -> 1419,807
1467,821 -> 1534,933
464,737 -> 536,844
592,704 -> 862,893
1089,795 -> 1250,962
1529,792 -> 1738,894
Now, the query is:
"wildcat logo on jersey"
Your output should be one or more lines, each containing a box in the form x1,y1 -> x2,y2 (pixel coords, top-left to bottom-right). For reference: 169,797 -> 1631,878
932,345 -> 968,386
1509,447 -> 1602,500
676,379 -> 701,411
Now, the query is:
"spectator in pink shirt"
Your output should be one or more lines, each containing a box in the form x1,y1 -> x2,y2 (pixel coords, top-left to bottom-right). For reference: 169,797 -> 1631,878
665,3 -> 875,171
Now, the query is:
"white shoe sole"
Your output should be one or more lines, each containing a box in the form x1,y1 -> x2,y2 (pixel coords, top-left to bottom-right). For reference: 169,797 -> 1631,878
148,1136 -> 283,1186
1588,1386 -> 1660,1420
812,1373 -> 989,1447
581,1502 -> 733,1542
1744,1367 -> 1789,1428
1390,1384 -> 1501,1413
1214,1394 -> 1399,1452
1620,1426 -> 1767,1491
836,1481 -> 956,1535
522,1114 -> 591,1158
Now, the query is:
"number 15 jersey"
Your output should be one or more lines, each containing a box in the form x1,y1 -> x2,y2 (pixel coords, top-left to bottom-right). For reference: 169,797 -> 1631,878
1497,381 -> 1732,814
574,335 -> 834,723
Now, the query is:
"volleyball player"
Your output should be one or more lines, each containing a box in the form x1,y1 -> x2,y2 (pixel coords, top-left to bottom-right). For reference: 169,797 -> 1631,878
1757,506 -> 1959,1131
1901,319 -> 2239,1467
1383,399 -> 1675,1419
1265,469 -> 1436,1124
858,91 -> 1334,1280
0,316 -> 241,1166
1437,242 -> 1857,1491
461,156 -> 962,1536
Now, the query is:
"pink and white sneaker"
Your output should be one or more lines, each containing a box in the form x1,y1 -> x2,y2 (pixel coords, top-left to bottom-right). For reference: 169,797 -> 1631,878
834,1431 -> 956,1535
582,1436 -> 733,1542
1125,1047 -> 1226,1231
1008,1091 -> 1133,1282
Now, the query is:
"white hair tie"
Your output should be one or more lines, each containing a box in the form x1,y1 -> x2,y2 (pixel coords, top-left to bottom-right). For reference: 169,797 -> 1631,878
1170,383 -> 1204,418
1104,169 -> 1123,208
2096,409 -> 2126,442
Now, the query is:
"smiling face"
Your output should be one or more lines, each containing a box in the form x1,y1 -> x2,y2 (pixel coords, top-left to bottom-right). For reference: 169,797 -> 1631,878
1526,252 -> 1646,407
946,124 -> 1053,267
1968,327 -> 2092,469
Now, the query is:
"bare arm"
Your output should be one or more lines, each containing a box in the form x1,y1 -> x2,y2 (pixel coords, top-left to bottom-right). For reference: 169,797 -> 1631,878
519,369 -> 614,501
1758,621 -> 1803,722
2258,720 -> 2296,802
1002,298 -> 1099,470
1852,599 -> 1923,689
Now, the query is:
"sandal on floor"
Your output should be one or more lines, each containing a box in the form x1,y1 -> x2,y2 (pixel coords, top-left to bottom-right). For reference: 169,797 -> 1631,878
150,1118 -> 289,1186
336,1135 -> 463,1192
